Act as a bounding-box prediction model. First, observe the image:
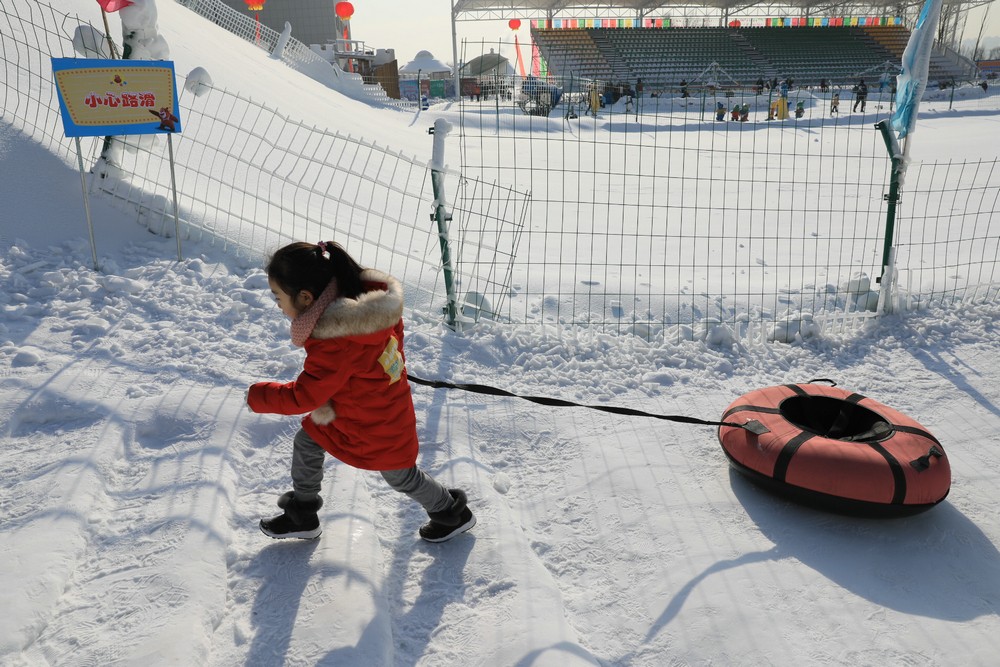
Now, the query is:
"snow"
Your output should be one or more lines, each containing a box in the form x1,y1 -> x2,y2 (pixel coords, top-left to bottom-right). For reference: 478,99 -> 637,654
3,2 -> 1000,666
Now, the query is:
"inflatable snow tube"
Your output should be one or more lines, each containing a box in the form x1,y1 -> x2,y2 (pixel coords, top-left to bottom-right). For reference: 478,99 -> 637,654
718,383 -> 950,516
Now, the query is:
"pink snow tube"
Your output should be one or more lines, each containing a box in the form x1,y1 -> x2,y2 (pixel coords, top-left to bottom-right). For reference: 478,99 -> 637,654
718,383 -> 950,516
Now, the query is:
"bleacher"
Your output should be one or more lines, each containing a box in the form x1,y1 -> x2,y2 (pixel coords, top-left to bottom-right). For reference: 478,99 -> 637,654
532,25 -> 969,90
597,27 -> 755,86
530,29 -> 614,83
742,26 -> 899,84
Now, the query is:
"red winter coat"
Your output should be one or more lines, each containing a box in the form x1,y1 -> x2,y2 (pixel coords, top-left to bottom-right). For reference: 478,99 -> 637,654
247,269 -> 419,471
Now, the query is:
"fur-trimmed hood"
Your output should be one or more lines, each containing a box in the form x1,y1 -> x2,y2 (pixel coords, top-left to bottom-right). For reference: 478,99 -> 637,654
310,269 -> 404,341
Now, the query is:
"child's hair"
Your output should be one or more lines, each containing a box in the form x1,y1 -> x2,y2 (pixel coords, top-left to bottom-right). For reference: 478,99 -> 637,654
266,241 -> 365,300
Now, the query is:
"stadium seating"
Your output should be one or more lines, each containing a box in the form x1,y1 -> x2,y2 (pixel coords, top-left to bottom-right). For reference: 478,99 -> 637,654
531,25 -> 967,91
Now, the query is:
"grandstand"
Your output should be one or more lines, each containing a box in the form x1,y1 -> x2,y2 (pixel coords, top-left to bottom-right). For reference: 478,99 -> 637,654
453,1 -> 981,90
531,24 -> 967,90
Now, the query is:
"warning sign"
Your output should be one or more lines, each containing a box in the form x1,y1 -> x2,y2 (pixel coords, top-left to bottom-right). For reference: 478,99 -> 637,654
51,57 -> 181,137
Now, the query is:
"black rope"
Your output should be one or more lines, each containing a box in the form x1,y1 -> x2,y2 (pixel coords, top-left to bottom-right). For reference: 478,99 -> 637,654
407,373 -> 768,433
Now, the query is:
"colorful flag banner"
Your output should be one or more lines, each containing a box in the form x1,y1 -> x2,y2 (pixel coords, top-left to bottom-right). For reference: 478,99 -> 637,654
513,34 -> 526,77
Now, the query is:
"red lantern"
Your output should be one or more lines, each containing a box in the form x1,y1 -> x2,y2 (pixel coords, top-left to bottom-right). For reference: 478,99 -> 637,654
244,0 -> 266,43
508,18 -> 521,31
335,1 -> 354,21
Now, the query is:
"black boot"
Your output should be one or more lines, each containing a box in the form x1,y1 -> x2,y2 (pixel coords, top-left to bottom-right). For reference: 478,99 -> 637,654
419,489 -> 476,543
259,492 -> 323,540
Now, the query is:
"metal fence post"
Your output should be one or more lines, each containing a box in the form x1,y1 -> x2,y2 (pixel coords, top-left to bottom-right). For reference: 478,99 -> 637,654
428,118 -> 459,328
875,119 -> 902,311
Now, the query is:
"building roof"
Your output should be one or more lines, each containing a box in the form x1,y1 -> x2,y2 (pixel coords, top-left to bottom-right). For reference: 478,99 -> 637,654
461,52 -> 512,77
399,51 -> 453,74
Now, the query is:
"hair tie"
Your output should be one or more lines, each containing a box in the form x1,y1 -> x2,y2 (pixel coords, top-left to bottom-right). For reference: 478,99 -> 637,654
317,241 -> 336,258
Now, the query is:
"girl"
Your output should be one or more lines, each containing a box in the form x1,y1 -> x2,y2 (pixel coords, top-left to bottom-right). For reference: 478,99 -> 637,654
246,241 -> 476,543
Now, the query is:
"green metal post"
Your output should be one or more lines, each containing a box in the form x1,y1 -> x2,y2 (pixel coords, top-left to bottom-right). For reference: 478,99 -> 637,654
429,119 -> 459,328
875,119 -> 901,285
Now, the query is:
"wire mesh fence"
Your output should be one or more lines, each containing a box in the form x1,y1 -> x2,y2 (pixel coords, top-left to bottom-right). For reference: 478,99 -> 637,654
451,37 -> 1000,341
1,0 -> 531,320
2,2 -> 998,344
890,158 -> 1000,309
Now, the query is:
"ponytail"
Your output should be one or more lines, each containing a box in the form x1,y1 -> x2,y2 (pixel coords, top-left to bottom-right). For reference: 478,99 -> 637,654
266,241 -> 365,300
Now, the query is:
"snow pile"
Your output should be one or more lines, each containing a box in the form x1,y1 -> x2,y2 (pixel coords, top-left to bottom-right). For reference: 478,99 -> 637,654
120,0 -> 170,60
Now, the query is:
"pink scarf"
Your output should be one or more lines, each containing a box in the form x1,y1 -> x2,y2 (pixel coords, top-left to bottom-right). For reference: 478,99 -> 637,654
290,278 -> 339,347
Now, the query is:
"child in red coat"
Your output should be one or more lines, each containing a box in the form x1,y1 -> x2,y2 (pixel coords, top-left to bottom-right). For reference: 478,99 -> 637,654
247,241 -> 476,542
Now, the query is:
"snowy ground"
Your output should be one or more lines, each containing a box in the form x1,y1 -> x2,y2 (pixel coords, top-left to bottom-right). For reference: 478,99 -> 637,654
3,2 -> 1000,666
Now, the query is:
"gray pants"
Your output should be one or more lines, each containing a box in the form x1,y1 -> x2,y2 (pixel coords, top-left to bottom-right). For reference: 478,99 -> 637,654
290,428 -> 453,514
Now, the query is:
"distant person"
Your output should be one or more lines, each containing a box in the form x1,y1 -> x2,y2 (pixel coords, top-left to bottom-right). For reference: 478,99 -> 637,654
636,78 -> 644,97
794,101 -> 805,118
819,78 -> 829,93
680,79 -> 689,98
716,101 -> 726,121
588,83 -> 601,117
831,92 -> 840,115
853,79 -> 868,112
731,103 -> 741,121
740,103 -> 749,122
755,77 -> 765,95
779,79 -> 789,99
248,241 -> 476,543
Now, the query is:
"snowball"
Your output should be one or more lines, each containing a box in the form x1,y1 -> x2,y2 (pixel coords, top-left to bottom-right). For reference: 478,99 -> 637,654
73,26 -> 112,59
492,472 -> 512,494
840,272 -> 871,294
703,320 -> 736,346
768,311 -> 821,343
461,291 -> 493,322
184,67 -> 213,98
12,348 -> 42,367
